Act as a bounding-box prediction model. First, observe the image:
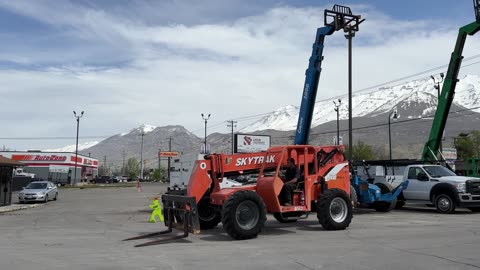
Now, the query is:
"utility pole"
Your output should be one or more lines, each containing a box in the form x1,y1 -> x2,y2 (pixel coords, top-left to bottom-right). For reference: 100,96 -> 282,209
167,137 -> 173,182
333,99 -> 341,145
158,149 -> 161,171
431,73 -> 445,154
227,120 -> 237,154
73,110 -> 84,185
122,150 -> 126,176
140,131 -> 145,180
103,156 -> 107,175
201,113 -> 211,154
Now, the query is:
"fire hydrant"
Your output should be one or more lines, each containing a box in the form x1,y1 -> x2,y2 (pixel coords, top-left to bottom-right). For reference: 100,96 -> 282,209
149,197 -> 164,223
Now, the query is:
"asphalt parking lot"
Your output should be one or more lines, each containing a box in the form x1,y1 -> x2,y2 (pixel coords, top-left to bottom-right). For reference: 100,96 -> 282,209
1,182 -> 480,270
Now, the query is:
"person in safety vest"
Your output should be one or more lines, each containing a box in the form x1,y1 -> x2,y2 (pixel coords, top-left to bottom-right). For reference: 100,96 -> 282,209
149,197 -> 164,223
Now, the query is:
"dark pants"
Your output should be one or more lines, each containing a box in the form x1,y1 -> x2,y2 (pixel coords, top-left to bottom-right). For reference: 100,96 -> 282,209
280,182 -> 296,204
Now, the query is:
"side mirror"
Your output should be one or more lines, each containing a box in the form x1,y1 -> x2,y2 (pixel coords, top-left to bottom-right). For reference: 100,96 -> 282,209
418,174 -> 429,181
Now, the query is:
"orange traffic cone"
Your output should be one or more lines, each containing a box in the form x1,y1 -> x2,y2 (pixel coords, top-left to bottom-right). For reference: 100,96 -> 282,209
137,179 -> 143,192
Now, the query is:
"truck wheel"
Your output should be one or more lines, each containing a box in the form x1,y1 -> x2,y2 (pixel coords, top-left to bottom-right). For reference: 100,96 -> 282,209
222,190 -> 267,240
273,212 -> 300,223
350,184 -> 358,209
317,189 -> 352,230
373,183 -> 396,212
198,197 -> 221,230
434,193 -> 456,214
468,208 -> 480,213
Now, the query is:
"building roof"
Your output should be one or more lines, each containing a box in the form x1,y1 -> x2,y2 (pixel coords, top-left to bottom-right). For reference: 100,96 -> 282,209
0,156 -> 25,167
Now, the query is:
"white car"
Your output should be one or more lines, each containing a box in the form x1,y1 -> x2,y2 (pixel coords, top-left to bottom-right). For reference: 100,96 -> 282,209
19,181 -> 58,203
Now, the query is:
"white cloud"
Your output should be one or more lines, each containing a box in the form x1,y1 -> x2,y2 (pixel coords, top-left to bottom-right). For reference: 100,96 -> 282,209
0,1 -> 479,150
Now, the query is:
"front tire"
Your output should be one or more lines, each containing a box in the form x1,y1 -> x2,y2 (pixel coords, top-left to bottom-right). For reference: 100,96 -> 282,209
434,193 -> 456,214
222,190 -> 267,240
317,189 -> 353,230
198,197 -> 221,230
373,183 -> 396,212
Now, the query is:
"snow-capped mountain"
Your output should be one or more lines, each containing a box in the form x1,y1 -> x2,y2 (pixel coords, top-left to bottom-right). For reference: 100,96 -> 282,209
242,75 -> 480,132
44,141 -> 100,152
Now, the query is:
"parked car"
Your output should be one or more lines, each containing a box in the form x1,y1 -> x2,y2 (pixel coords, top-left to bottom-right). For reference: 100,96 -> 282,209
18,181 -> 58,203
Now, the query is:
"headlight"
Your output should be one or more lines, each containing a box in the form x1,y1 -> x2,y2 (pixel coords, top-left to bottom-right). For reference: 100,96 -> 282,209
452,183 -> 466,193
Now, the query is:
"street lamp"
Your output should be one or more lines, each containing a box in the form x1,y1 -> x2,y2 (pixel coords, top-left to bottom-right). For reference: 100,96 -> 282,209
140,131 -> 145,180
431,73 -> 445,152
388,109 -> 398,160
201,113 -> 211,154
73,111 -> 84,185
333,99 -> 341,145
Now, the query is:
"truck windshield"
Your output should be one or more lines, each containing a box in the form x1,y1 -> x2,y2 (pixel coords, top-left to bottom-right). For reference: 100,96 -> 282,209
423,166 -> 456,177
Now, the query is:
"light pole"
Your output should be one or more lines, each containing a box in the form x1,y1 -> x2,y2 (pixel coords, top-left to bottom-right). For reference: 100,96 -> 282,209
140,131 -> 145,180
388,109 -> 398,160
333,99 -> 341,145
201,113 -> 210,154
73,111 -> 84,185
431,73 -> 445,153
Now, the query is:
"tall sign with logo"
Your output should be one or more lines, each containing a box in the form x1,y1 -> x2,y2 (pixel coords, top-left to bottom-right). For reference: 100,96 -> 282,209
234,134 -> 271,153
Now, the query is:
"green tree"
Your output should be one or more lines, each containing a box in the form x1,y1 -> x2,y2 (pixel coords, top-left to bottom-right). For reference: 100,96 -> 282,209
151,168 -> 167,181
345,141 -> 375,160
125,157 -> 140,180
455,131 -> 480,159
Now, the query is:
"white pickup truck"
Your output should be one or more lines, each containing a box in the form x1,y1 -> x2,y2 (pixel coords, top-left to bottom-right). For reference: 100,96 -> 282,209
355,163 -> 480,214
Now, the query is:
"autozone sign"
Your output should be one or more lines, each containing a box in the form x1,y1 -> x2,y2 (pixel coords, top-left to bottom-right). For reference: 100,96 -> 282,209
235,155 -> 276,166
12,154 -> 67,162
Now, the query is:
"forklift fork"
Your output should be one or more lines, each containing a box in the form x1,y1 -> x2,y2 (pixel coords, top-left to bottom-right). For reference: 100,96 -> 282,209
123,195 -> 200,247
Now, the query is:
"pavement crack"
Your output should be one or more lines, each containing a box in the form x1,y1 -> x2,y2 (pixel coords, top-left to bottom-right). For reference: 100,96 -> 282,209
295,261 -> 315,270
390,246 -> 480,269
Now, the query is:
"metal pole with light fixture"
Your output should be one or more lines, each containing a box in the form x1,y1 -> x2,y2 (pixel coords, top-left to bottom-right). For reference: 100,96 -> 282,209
201,113 -> 211,154
73,111 -> 84,185
431,73 -> 445,153
140,131 -> 145,180
388,109 -> 398,160
333,99 -> 341,145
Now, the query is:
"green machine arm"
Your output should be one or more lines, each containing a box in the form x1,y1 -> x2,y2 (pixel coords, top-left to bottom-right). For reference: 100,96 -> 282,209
421,2 -> 480,161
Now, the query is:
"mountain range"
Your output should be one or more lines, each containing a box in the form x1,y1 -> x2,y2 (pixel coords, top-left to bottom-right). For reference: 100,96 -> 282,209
76,74 -> 480,170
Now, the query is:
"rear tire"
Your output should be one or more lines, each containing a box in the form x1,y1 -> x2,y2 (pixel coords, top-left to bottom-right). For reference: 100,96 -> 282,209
373,183 -> 396,212
434,193 -> 456,214
53,193 -> 58,201
317,189 -> 352,230
198,197 -> 221,230
350,184 -> 358,209
222,190 -> 267,240
468,207 -> 480,213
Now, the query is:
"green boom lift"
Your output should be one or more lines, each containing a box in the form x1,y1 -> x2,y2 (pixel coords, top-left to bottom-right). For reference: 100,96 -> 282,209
421,0 -> 480,162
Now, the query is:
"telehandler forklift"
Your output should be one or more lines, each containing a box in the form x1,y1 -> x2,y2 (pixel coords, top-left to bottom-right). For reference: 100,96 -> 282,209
124,4 -> 363,246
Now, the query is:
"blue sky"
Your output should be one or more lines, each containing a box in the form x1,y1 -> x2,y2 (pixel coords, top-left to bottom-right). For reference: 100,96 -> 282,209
0,0 -> 479,151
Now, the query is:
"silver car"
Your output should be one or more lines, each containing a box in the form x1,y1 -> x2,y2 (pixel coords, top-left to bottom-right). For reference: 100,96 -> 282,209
18,181 -> 58,203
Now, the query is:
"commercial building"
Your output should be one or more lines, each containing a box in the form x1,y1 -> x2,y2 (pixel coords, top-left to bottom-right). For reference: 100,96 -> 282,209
0,151 -> 98,185
0,156 -> 24,206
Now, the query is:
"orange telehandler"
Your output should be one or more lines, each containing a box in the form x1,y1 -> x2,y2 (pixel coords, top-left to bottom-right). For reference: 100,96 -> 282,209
124,5 -> 362,246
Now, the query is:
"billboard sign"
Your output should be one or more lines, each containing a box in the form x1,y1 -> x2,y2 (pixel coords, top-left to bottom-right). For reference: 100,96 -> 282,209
159,151 -> 180,158
442,148 -> 457,160
234,134 -> 271,153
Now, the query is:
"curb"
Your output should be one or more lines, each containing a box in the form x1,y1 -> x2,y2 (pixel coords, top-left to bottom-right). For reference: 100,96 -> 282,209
0,204 -> 40,214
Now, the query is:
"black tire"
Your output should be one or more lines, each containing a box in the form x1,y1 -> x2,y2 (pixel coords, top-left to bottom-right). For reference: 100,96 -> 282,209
317,189 -> 353,230
434,193 -> 456,214
273,212 -> 300,223
221,190 -> 267,240
468,207 -> 480,213
395,200 -> 405,209
198,197 -> 222,230
44,195 -> 48,203
372,183 -> 396,212
53,193 -> 58,201
350,184 -> 358,209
